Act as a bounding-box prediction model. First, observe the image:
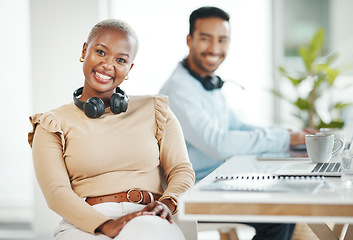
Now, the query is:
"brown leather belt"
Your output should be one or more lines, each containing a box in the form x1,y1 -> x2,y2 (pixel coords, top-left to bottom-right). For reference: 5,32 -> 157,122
85,189 -> 161,206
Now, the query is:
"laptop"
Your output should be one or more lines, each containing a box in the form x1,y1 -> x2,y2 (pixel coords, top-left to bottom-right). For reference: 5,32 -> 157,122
275,161 -> 341,177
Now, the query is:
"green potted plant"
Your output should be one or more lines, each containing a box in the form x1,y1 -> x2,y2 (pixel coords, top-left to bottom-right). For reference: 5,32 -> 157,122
273,27 -> 351,130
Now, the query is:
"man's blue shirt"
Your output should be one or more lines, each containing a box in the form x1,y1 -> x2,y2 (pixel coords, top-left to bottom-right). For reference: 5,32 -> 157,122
160,62 -> 290,182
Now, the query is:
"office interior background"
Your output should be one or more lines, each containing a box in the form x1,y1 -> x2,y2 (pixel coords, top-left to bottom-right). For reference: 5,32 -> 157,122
1,0 -> 353,239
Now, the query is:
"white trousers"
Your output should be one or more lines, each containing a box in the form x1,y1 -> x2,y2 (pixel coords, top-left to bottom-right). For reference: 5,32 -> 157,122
54,202 -> 186,240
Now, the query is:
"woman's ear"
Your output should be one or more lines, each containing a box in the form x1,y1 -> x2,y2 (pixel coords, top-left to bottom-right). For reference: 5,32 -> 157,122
81,42 -> 88,59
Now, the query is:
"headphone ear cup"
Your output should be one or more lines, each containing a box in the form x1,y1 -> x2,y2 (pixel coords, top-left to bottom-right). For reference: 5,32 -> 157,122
110,93 -> 128,114
202,76 -> 224,90
83,97 -> 105,118
202,76 -> 215,91
216,76 -> 224,89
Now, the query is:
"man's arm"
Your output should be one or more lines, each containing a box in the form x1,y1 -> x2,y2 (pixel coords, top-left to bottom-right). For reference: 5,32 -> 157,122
163,83 -> 290,161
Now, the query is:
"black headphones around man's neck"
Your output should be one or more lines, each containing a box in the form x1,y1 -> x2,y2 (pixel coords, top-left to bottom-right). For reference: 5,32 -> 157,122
181,58 -> 224,91
73,86 -> 128,118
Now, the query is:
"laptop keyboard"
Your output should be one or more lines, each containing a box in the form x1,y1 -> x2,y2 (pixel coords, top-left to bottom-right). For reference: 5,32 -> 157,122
312,162 -> 341,173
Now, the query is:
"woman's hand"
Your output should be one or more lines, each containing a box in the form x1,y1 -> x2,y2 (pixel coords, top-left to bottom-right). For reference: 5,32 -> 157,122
97,201 -> 173,238
142,201 -> 173,224
97,211 -> 151,238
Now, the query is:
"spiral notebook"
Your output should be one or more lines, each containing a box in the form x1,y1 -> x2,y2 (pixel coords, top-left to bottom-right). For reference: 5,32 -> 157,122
201,174 -> 325,193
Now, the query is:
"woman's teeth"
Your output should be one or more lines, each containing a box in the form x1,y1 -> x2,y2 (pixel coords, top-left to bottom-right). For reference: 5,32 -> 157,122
96,72 -> 111,80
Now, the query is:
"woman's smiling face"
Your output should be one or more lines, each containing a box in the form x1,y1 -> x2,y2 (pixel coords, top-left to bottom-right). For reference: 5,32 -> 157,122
81,27 -> 136,100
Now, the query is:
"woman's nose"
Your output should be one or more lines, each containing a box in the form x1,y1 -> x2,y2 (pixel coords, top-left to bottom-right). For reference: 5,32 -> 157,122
102,57 -> 114,69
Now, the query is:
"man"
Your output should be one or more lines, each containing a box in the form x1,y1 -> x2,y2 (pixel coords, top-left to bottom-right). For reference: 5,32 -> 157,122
160,6 -> 306,240
160,6 -> 308,182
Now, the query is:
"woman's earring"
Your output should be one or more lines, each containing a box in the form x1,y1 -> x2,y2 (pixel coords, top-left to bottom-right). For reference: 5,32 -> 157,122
124,75 -> 129,80
79,57 -> 84,63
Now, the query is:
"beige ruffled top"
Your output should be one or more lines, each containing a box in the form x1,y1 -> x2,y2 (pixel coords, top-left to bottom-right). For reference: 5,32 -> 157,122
28,94 -> 195,234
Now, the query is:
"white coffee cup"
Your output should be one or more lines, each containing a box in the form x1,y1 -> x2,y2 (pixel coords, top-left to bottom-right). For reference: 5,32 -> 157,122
305,134 -> 344,163
319,128 -> 346,153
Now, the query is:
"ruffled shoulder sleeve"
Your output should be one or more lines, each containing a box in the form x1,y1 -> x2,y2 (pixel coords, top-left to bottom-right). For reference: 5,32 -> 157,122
28,112 -> 65,149
154,94 -> 168,142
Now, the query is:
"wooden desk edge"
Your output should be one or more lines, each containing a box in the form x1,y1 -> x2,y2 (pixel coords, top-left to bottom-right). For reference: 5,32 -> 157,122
184,202 -> 353,217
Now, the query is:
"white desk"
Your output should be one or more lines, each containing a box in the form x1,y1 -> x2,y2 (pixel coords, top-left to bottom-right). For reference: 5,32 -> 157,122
178,155 -> 353,240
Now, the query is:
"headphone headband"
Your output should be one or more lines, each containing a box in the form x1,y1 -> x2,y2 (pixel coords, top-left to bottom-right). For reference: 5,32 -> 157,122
73,87 -> 84,109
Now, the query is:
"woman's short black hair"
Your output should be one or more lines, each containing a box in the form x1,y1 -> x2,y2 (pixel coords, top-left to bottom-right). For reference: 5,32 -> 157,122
189,6 -> 230,36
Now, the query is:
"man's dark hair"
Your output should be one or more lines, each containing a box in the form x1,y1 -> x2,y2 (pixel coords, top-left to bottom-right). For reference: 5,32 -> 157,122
189,6 -> 230,36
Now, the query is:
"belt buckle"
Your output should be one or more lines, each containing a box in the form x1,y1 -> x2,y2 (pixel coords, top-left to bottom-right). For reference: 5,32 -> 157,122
126,189 -> 143,204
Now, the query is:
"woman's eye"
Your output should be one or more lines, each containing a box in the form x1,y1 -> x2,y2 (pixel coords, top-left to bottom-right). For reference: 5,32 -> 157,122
116,58 -> 127,63
96,49 -> 105,56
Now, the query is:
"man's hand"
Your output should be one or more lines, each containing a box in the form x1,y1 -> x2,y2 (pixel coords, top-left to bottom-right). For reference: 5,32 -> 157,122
289,128 -> 317,146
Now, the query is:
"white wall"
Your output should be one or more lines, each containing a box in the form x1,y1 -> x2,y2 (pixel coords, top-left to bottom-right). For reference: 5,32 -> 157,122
30,0 -> 107,113
0,0 -> 33,222
30,0 -> 106,237
330,0 -> 353,75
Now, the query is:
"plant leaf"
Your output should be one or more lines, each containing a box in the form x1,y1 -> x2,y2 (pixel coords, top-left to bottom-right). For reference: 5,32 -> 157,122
271,89 -> 283,98
309,28 -> 324,58
299,28 -> 325,73
317,120 -> 344,129
299,46 -> 312,72
326,68 -> 339,85
294,98 -> 310,110
278,66 -> 287,75
334,102 -> 352,110
287,76 -> 304,86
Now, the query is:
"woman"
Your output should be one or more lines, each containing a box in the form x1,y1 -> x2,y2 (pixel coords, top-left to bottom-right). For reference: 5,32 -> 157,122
28,19 -> 195,239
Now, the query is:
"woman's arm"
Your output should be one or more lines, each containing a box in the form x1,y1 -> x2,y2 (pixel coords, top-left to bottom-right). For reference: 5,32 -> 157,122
158,107 -> 195,211
31,124 -> 111,234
